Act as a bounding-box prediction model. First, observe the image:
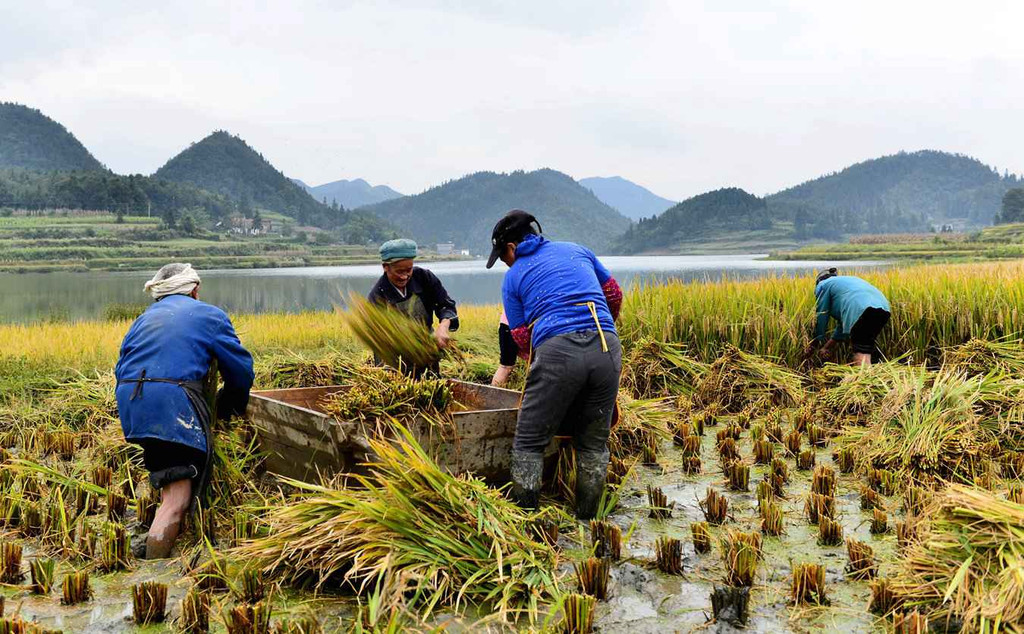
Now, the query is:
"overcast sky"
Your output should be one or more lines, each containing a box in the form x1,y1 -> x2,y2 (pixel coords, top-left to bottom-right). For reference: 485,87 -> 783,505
3,1 -> 1022,200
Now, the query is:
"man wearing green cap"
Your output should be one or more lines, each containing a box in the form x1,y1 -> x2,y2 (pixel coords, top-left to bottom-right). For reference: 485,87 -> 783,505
368,239 -> 459,370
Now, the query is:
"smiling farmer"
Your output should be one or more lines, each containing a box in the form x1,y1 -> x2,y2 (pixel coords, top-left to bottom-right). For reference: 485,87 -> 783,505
114,263 -> 254,559
368,238 -> 459,375
487,210 -> 624,520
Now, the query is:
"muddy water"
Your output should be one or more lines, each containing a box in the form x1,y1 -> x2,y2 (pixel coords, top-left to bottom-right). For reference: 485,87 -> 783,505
3,413 -> 901,632
592,419 -> 900,633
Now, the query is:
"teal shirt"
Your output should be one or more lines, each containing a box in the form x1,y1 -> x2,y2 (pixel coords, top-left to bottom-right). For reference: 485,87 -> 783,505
814,276 -> 890,342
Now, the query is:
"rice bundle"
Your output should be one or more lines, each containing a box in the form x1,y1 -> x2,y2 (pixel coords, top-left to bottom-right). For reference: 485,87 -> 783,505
318,366 -> 454,424
343,294 -> 441,371
693,346 -> 803,413
815,362 -> 922,419
619,337 -> 707,399
942,338 -> 1024,377
892,485 -> 1024,631
233,424 -> 557,619
837,371 -> 987,487
610,397 -> 675,461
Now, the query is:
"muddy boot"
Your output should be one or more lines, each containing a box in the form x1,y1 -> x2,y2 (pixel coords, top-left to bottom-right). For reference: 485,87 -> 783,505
510,451 -> 544,510
575,449 -> 610,520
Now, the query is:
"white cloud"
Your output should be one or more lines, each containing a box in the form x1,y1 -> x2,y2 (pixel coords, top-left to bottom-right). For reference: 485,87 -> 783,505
2,0 -> 1023,200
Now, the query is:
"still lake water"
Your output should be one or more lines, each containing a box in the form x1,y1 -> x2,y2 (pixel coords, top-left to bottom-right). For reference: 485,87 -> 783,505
0,255 -> 883,323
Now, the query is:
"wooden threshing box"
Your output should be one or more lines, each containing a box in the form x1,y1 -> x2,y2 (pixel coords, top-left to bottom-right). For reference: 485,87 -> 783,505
248,380 -> 532,483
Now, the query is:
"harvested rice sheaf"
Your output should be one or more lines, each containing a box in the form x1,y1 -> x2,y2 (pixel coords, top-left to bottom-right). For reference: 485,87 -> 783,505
619,337 -> 707,399
892,486 -> 1024,630
319,366 -> 454,424
344,294 -> 441,371
233,424 -> 557,619
693,346 -> 803,413
942,338 -> 1024,377
611,397 -> 676,461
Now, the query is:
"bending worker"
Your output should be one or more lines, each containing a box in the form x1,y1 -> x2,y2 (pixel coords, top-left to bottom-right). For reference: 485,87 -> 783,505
486,210 -> 623,520
368,238 -> 459,375
806,267 -> 891,366
115,263 -> 254,559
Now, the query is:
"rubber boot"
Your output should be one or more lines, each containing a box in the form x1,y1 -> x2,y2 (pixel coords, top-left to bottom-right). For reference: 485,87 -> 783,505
510,450 -> 544,510
575,449 -> 610,520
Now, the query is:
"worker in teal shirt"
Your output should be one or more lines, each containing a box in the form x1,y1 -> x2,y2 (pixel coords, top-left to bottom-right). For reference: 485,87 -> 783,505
806,268 -> 891,366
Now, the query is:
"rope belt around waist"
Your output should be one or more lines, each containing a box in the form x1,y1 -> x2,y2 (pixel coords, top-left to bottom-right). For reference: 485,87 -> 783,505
119,369 -> 204,401
574,301 -> 609,353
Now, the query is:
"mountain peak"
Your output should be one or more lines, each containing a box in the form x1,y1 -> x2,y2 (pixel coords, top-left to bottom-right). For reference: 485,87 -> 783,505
0,102 -> 105,172
578,175 -> 675,220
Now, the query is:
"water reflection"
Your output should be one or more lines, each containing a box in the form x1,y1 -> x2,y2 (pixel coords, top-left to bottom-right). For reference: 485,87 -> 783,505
0,255 -> 884,322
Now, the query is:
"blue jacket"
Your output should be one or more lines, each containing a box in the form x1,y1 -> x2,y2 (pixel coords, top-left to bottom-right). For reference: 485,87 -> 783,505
114,294 -> 254,452
814,276 -> 891,342
502,234 -> 616,350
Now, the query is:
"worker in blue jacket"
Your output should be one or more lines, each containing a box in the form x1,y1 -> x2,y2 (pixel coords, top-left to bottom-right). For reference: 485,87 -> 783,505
806,268 -> 891,366
486,210 -> 624,519
115,263 -> 254,558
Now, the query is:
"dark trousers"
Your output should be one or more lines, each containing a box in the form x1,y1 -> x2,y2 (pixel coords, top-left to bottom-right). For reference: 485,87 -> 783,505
514,331 -> 622,454
850,307 -> 891,355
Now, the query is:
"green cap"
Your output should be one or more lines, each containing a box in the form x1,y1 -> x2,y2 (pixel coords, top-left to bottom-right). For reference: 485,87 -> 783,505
379,238 -> 418,263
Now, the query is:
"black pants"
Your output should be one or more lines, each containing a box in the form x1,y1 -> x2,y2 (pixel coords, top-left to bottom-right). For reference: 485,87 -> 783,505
514,331 -> 622,454
136,438 -> 207,491
850,307 -> 891,355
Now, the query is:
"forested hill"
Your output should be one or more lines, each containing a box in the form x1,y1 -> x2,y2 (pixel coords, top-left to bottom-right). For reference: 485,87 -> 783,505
579,176 -> 675,220
296,178 -> 404,209
154,131 -> 365,229
613,188 -> 770,253
361,169 -> 632,254
768,150 -> 1015,232
0,103 -> 105,172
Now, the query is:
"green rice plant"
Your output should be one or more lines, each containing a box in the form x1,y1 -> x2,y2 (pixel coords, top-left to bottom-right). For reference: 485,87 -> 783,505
132,581 -> 168,625
99,522 -> 129,571
833,447 -> 856,473
561,593 -> 596,634
845,538 -> 877,580
654,537 -> 683,575
233,424 -> 557,620
574,557 -> 610,600
179,586 -> 210,633
692,522 -> 712,554
29,558 -> 54,594
272,616 -> 322,634
343,294 -> 440,371
790,562 -> 829,606
891,485 -> 1024,631
61,570 -> 90,605
721,530 -> 761,587
646,485 -> 672,519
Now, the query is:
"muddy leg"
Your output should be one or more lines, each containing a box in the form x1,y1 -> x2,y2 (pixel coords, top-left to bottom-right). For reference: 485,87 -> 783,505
146,479 -> 192,559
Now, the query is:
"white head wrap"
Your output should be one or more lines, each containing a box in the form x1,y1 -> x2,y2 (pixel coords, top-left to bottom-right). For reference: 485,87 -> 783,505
144,263 -> 202,300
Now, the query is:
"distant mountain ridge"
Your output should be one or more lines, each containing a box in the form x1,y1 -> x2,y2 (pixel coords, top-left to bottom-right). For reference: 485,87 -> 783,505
0,103 -> 105,172
614,150 -> 1019,253
579,176 -> 675,220
153,131 -> 393,241
293,177 -> 404,209
361,169 -> 632,254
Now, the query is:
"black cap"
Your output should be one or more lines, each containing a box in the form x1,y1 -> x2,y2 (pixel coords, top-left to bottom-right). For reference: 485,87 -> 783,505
486,209 -> 542,269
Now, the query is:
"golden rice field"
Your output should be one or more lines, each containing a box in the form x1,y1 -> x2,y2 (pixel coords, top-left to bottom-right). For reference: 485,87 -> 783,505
1,260 -> 1024,632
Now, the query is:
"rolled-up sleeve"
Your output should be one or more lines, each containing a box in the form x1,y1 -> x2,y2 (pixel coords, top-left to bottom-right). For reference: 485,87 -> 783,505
210,312 -> 254,418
